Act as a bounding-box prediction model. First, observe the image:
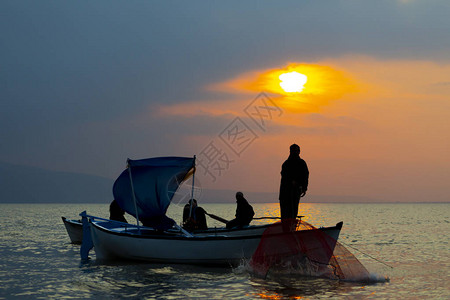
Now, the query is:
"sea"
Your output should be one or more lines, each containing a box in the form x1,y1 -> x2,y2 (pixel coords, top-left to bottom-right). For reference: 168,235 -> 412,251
0,202 -> 448,299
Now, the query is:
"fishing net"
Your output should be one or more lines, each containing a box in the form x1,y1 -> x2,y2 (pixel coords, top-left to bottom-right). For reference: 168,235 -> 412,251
249,219 -> 371,282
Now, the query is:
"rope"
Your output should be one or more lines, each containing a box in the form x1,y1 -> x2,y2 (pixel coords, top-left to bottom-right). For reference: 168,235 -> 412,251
338,241 -> 394,269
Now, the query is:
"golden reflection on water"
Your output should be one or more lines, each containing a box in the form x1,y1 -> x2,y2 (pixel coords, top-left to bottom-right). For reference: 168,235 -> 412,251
248,275 -> 357,299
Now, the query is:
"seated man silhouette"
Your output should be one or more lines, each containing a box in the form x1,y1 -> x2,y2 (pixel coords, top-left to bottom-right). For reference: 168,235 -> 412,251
109,199 -> 127,223
183,199 -> 208,231
226,192 -> 254,229
141,215 -> 175,231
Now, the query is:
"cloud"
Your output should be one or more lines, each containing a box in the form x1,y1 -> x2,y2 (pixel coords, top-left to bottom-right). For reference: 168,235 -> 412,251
207,63 -> 359,112
1,0 -> 450,202
154,99 -> 244,119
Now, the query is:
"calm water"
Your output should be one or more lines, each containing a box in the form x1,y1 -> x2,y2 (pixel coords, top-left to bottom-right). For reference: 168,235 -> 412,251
0,203 -> 448,299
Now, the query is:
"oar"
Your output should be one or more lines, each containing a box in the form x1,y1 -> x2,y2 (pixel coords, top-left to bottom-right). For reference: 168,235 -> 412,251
205,214 -> 305,224
253,215 -> 304,220
205,212 -> 229,224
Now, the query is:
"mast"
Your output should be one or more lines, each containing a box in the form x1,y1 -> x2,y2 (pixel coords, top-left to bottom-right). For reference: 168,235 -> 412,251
127,158 -> 141,234
188,155 -> 196,218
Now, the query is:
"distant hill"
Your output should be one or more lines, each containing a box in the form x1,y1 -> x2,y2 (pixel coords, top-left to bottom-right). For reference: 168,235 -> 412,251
176,188 -> 380,204
0,162 -> 114,203
200,189 -> 276,203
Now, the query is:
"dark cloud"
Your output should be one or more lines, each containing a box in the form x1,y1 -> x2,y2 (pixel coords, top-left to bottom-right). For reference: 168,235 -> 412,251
1,0 -> 449,177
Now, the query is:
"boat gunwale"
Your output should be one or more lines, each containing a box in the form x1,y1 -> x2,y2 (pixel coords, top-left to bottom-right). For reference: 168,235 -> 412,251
90,220 -> 265,241
89,219 -> 343,241
62,217 -> 81,226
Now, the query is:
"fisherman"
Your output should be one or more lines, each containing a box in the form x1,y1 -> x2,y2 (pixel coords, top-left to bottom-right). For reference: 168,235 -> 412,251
109,199 -> 127,223
141,215 -> 175,231
183,199 -> 208,230
226,192 -> 255,229
279,144 -> 309,221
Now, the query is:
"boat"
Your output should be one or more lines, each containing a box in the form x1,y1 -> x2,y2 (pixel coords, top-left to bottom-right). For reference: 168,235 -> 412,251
80,156 -> 343,266
82,213 -> 342,265
62,217 -> 83,244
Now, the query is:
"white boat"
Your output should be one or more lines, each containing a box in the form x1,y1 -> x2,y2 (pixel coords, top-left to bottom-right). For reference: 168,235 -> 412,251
83,215 -> 342,265
80,156 -> 343,266
61,217 -> 83,244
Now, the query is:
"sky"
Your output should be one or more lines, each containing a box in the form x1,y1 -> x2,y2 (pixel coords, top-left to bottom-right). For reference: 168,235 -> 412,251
1,0 -> 449,202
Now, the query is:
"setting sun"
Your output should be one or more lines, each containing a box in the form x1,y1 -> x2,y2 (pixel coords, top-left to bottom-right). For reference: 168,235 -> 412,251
206,62 -> 358,113
279,71 -> 307,92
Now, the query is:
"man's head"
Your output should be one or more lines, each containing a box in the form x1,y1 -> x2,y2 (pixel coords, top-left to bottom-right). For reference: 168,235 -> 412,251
236,191 -> 244,200
290,144 -> 300,155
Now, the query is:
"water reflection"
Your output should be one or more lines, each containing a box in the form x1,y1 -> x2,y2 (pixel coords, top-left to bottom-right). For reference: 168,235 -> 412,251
76,256 -> 378,300
250,202 -> 346,228
250,275 -> 355,299
78,261 -> 241,299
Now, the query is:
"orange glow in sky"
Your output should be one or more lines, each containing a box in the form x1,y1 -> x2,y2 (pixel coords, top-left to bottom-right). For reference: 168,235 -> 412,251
248,63 -> 358,113
207,63 -> 358,113
158,58 -> 450,202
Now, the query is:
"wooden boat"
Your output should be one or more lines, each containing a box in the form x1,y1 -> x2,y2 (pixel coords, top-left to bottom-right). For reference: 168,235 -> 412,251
83,214 -> 342,265
80,156 -> 343,266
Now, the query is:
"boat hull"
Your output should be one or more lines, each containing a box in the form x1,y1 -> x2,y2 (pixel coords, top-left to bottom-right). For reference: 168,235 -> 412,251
62,217 -> 83,244
90,221 -> 262,265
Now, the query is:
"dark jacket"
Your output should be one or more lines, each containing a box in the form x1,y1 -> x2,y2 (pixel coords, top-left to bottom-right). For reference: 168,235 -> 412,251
226,197 -> 254,229
279,154 -> 309,201
109,200 -> 127,223
183,204 -> 208,230
235,197 -> 255,224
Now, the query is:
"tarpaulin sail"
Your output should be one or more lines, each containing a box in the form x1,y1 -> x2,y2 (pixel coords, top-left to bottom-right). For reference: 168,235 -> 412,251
113,157 -> 195,220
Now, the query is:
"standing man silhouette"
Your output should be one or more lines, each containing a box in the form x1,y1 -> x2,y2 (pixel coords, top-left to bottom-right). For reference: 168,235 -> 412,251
279,144 -> 309,220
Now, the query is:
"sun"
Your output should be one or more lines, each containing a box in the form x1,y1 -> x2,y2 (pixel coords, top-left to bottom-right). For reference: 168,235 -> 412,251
279,71 -> 308,93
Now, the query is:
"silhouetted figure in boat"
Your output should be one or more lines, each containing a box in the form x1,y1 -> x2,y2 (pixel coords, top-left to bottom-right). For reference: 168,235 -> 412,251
183,199 -> 208,231
141,215 -> 175,231
226,192 -> 254,229
279,144 -> 309,221
109,199 -> 127,223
